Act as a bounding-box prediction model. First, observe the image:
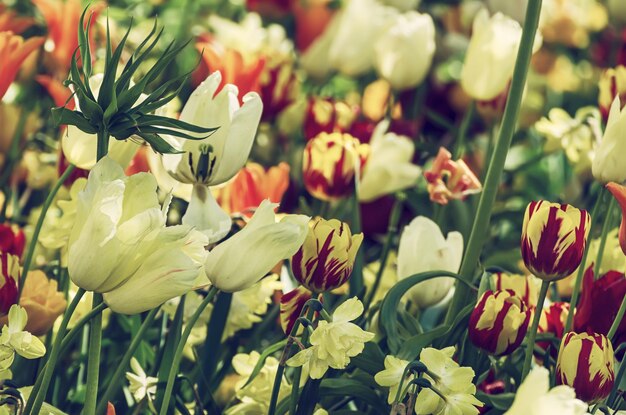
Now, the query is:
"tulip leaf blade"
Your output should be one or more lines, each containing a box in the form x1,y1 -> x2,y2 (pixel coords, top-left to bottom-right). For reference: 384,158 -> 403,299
318,378 -> 389,414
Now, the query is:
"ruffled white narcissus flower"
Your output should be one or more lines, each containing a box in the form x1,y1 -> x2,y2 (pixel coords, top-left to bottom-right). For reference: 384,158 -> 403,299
126,358 -> 158,403
287,297 -> 375,379
0,305 -> 46,380
504,367 -> 588,415
161,71 -> 263,243
414,347 -> 483,415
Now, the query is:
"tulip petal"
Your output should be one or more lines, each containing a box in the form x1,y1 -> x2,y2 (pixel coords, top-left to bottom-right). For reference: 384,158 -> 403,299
182,184 -> 232,244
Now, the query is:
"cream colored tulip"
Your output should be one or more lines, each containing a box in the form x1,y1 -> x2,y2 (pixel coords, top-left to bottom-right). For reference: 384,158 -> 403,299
593,96 -> 626,183
358,120 -> 421,202
62,74 -> 140,169
397,216 -> 464,308
68,157 -> 208,314
460,9 -> 541,101
374,11 -> 435,91
161,71 -> 263,242
204,200 -> 309,292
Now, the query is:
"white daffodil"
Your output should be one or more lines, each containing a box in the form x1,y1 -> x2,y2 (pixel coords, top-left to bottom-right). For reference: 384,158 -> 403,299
374,355 -> 411,404
287,297 -> 375,379
126,357 -> 158,403
0,305 -> 45,359
161,71 -> 263,242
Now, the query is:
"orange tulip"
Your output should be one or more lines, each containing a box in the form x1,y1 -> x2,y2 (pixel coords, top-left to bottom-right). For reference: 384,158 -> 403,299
216,162 -> 290,217
0,32 -> 43,100
607,182 -> 626,256
32,0 -> 103,76
36,75 -> 74,108
0,5 -> 34,34
195,41 -> 265,100
423,147 -> 482,205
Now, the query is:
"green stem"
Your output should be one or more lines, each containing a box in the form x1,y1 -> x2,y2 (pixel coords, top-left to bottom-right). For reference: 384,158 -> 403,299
84,293 -> 103,415
96,307 -> 159,414
349,192 -> 363,297
521,280 -> 550,379
364,195 -> 403,309
444,0 -> 543,326
25,288 -> 85,415
159,287 -> 219,415
96,129 -> 110,162
453,101 -> 475,159
594,195 -> 617,279
564,193 -> 602,333
268,363 -> 287,415
289,308 -> 315,415
19,165 -> 76,299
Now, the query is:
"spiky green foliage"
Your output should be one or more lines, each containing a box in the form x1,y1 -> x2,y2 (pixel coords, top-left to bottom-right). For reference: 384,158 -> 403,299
52,9 -> 216,154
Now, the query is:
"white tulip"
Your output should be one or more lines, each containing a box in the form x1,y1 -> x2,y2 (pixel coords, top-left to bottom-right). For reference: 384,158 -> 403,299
487,0 -> 529,23
204,200 -> 309,292
68,157 -> 208,314
161,71 -> 263,242
374,11 -> 435,91
397,216 -> 464,308
62,74 -> 140,169
593,96 -> 626,183
358,120 -> 421,202
460,9 -> 542,101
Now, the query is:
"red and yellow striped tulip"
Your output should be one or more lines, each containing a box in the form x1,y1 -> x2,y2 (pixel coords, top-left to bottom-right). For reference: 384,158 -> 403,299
302,132 -> 368,201
291,218 -> 363,293
537,302 -> 569,355
521,201 -> 590,281
556,332 -> 615,403
279,286 -> 313,334
468,290 -> 532,356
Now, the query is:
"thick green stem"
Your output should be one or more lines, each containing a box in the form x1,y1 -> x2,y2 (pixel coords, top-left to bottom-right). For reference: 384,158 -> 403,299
349,192 -> 363,297
159,287 -> 219,415
594,195 -> 617,279
96,307 -> 159,414
521,280 -> 550,379
83,294 -> 103,415
268,363 -> 287,415
444,0 -> 543,326
19,165 -> 76,299
364,196 -> 403,309
25,289 -> 85,415
96,130 -> 110,162
564,194 -> 602,333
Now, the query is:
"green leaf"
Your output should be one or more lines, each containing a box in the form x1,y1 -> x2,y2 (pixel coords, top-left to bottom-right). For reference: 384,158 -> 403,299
350,342 -> 385,376
99,16 -> 132,113
51,107 -> 98,133
242,339 -> 288,387
475,391 -> 515,410
318,379 -> 389,414
78,7 -> 92,78
198,292 -> 232,397
136,133 -> 183,154
379,271 -> 473,353
155,296 -> 185,412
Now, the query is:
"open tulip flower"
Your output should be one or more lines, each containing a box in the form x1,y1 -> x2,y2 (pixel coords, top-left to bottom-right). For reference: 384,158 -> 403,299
521,201 -> 590,281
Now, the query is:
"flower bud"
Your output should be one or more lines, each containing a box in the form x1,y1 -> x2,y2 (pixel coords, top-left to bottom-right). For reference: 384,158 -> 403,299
468,290 -> 531,356
0,252 -> 19,315
556,332 -> 615,403
0,223 -> 25,258
521,201 -> 590,281
292,218 -> 363,293
302,132 -> 368,201
598,66 -> 626,121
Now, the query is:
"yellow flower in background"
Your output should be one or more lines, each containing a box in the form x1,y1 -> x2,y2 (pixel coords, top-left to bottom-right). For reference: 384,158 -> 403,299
598,66 -> 626,120
302,132 -> 368,201
292,218 -> 363,293
521,201 -> 590,281
374,355 -> 410,404
461,9 -> 541,101
226,351 -> 291,414
540,0 -> 607,49
68,157 -> 208,314
505,367 -> 588,415
556,332 -> 615,403
204,200 -> 309,292
593,97 -> 626,183
364,251 -> 398,306
0,305 -> 45,360
397,216 -> 463,308
413,347 -> 483,415
126,358 -> 158,404
287,297 -> 374,379
534,107 -> 600,174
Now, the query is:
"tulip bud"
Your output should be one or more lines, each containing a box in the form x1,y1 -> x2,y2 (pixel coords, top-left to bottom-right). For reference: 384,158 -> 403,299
0,223 -> 25,258
593,96 -> 626,183
0,252 -> 19,315
556,332 -> 615,403
468,290 -> 531,356
606,182 -> 626,256
598,66 -> 626,121
521,201 -> 590,281
537,302 -> 569,354
490,272 -> 541,308
292,218 -> 363,293
302,132 -> 368,201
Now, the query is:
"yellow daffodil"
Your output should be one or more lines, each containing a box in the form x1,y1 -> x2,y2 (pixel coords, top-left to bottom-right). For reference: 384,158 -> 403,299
374,355 -> 410,404
287,297 -> 374,379
0,305 -> 45,360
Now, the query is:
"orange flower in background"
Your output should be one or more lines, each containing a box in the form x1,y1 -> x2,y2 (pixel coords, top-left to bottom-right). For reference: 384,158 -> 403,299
424,147 -> 482,205
607,182 -> 626,256
32,0 -> 104,76
0,270 -> 66,336
0,5 -> 34,34
291,0 -> 336,51
195,40 -> 265,99
0,32 -> 44,100
36,75 -> 74,108
217,162 -> 290,217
